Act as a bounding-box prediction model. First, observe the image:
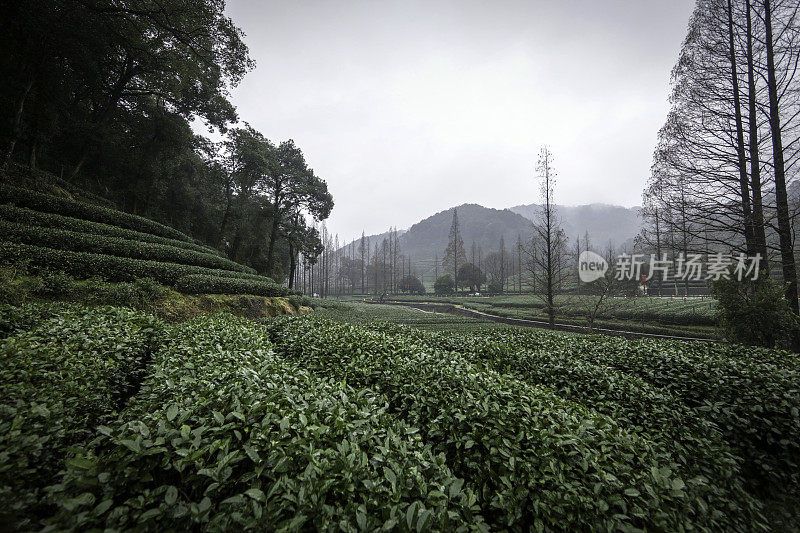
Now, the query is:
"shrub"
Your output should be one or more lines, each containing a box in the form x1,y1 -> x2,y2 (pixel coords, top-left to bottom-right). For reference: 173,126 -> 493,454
0,184 -> 191,242
398,275 -> 425,294
0,219 -> 253,273
0,204 -> 226,258
47,315 -> 483,531
486,278 -> 503,294
0,305 -> 163,529
711,274 -> 798,348
0,242 -> 271,287
266,316 -> 726,531
434,274 -> 453,295
33,270 -> 75,298
175,274 -> 292,297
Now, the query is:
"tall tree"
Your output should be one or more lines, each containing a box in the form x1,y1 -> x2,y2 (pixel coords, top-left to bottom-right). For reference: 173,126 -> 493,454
525,146 -> 567,327
262,139 -> 333,278
442,208 -> 467,293
763,0 -> 800,350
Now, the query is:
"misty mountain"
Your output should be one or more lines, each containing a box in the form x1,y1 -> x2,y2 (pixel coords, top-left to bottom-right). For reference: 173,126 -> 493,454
346,202 -> 642,278
509,203 -> 641,250
400,204 -> 533,263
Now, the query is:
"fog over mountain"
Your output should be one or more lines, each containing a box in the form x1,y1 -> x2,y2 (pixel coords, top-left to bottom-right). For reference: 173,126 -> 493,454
509,203 -> 641,250
345,202 -> 642,278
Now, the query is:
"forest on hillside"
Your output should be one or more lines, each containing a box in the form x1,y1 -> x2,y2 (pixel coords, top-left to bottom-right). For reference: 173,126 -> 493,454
0,0 -> 332,283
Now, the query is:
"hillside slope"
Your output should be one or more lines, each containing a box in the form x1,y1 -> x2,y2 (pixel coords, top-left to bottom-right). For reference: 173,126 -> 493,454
352,202 -> 640,278
399,203 -> 533,261
0,172 -> 297,303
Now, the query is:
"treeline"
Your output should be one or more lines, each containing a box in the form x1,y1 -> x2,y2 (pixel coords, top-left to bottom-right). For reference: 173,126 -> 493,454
295,217 -> 535,298
295,227 -> 419,297
0,0 -> 332,282
639,0 -> 800,342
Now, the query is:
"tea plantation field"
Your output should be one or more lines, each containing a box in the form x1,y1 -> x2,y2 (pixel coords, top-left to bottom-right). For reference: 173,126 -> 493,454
383,294 -> 718,338
2,302 -> 798,531
0,184 -> 292,298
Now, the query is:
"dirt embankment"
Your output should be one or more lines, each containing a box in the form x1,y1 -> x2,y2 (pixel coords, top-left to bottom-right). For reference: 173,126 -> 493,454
155,293 -> 312,322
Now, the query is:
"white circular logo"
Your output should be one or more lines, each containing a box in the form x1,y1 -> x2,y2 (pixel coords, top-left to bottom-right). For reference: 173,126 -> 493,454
578,250 -> 608,282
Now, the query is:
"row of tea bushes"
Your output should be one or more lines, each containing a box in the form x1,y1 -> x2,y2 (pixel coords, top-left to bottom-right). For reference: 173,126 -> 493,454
175,274 -> 294,298
0,242 -> 272,287
0,219 -> 252,273
265,316 -> 737,531
362,322 -> 762,521
45,315 -> 484,531
443,328 -> 800,494
0,204 -> 226,258
0,306 -> 162,529
0,184 -> 191,242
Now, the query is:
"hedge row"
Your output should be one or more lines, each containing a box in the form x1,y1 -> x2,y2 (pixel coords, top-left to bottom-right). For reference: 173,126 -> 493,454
0,183 -> 191,242
266,316 -> 728,531
175,274 -> 293,297
465,329 -> 800,493
3,162 -> 115,208
0,204 -> 226,258
0,302 -> 75,340
0,305 -> 162,530
47,315 -> 484,531
0,219 -> 253,274
364,323 -> 762,522
0,242 -> 273,288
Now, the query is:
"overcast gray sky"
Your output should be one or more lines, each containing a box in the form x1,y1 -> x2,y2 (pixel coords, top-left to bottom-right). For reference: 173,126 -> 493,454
221,0 -> 695,242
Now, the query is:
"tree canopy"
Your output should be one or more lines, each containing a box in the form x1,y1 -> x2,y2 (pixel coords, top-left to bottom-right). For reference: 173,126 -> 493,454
1,1 -> 333,282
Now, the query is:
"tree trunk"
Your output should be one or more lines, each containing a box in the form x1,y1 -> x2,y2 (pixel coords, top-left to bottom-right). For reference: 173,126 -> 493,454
264,190 -> 282,278
745,0 -> 769,271
68,58 -> 135,181
216,192 -> 233,249
2,73 -> 35,172
288,240 -> 296,289
727,0 -> 755,254
764,0 -> 800,351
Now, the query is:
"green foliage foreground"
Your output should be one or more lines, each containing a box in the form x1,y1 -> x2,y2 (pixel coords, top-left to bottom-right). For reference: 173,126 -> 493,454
2,303 -> 798,530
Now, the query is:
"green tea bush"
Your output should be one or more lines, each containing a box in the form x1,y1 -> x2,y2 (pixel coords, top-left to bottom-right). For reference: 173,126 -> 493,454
89,278 -> 170,309
48,315 -> 484,531
33,270 -> 75,297
0,242 -> 272,288
0,204 -> 226,258
367,324 -> 762,523
266,316 -> 723,531
461,329 -> 800,493
0,183 -> 191,241
0,302 -> 73,339
0,219 -> 253,273
3,162 -> 114,207
0,263 -> 36,305
0,305 -> 163,529
175,274 -> 293,297
287,294 -> 313,309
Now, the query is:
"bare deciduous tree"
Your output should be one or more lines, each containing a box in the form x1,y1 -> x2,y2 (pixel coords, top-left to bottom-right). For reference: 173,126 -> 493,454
524,146 -> 568,327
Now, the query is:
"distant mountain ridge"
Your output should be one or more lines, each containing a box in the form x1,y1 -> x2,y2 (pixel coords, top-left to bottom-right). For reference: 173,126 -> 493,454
345,202 -> 641,277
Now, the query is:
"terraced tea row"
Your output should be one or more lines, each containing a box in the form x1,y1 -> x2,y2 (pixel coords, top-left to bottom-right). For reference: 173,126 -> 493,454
0,185 -> 293,297
266,316 -> 760,530
4,304 -> 797,530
